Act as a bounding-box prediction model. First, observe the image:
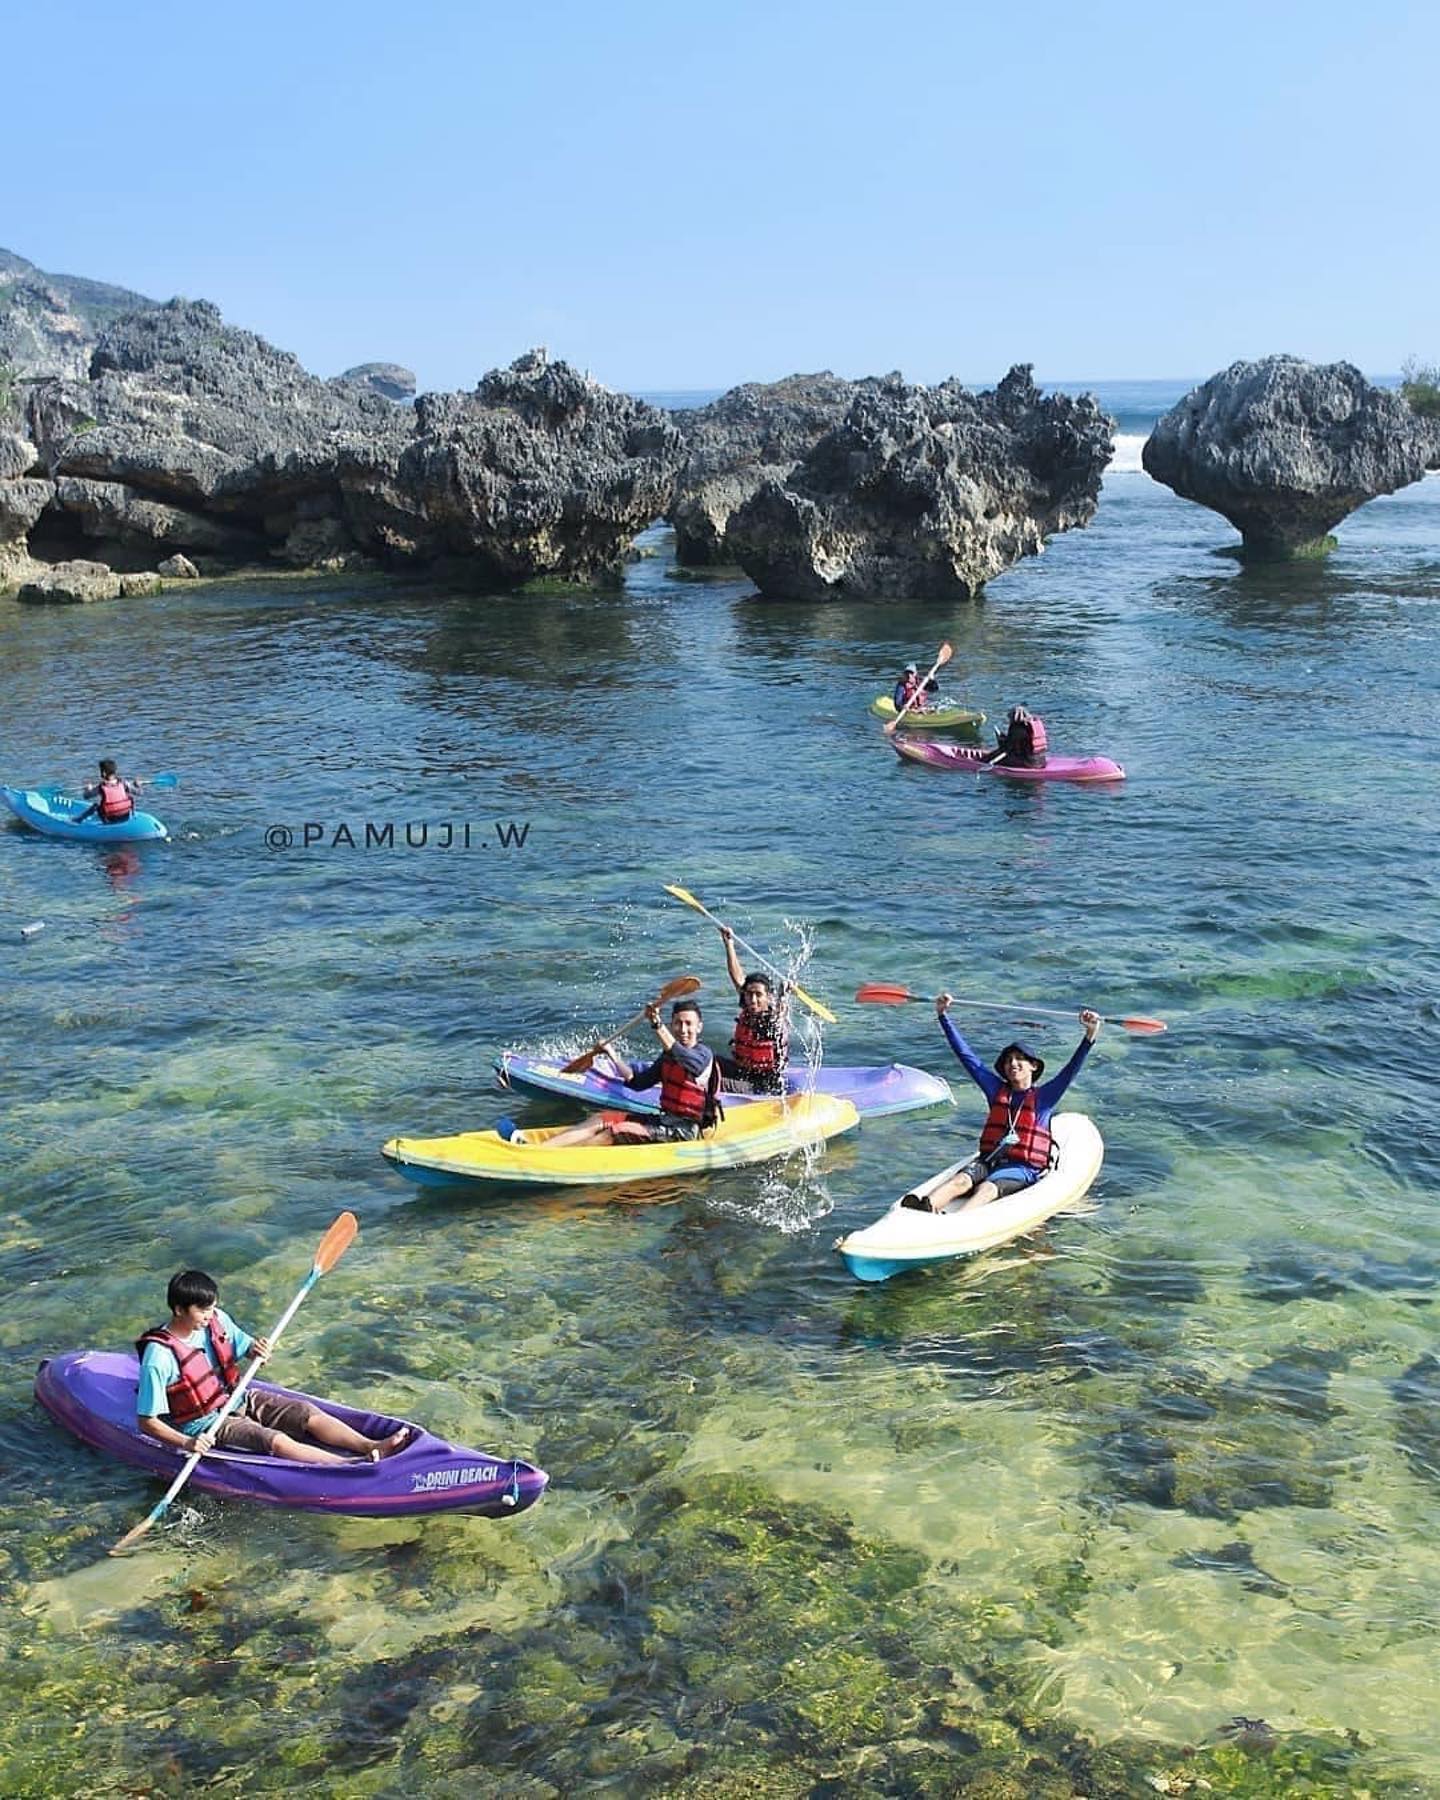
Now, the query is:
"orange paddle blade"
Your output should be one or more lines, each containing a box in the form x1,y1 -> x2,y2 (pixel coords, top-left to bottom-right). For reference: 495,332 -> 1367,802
1117,1016 -> 1167,1034
854,983 -> 925,1005
314,1211 -> 359,1275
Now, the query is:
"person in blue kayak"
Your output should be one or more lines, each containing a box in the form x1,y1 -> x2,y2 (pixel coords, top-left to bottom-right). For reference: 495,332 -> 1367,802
75,758 -> 141,825
136,1269 -> 410,1463
716,924 -> 789,1096
501,996 -> 722,1147
984,705 -> 1049,768
892,662 -> 934,715
900,996 -> 1101,1212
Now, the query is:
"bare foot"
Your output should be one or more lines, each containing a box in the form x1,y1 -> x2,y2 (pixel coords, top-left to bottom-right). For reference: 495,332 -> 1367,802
368,1427 -> 413,1462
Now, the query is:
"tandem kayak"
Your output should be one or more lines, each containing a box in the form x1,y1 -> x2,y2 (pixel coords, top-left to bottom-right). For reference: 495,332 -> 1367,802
890,737 -> 1125,782
383,1092 -> 860,1190
2,785 -> 170,842
869,696 -> 986,734
834,1112 -> 1103,1281
495,1052 -> 954,1120
35,1350 -> 547,1520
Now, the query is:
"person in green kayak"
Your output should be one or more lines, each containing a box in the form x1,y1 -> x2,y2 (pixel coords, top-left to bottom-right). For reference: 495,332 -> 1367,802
499,997 -> 721,1147
75,758 -> 141,825
136,1269 -> 410,1463
716,923 -> 789,1096
900,996 -> 1101,1212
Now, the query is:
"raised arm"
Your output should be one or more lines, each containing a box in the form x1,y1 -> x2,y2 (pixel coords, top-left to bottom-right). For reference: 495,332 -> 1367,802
718,924 -> 746,993
936,994 -> 1002,1099
1034,1010 -> 1101,1106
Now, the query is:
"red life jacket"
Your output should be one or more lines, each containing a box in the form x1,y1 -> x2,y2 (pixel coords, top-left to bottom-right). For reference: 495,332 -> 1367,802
1027,715 -> 1048,754
658,1047 -> 722,1127
902,677 -> 928,713
97,776 -> 134,822
135,1318 -> 240,1424
731,1009 -> 785,1075
978,1086 -> 1053,1171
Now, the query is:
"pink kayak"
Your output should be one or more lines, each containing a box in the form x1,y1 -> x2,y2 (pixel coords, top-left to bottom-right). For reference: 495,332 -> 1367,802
892,736 -> 1125,782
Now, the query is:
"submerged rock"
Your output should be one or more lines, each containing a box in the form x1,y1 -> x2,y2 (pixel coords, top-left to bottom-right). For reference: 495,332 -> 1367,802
724,365 -> 1113,601
1142,355 -> 1436,558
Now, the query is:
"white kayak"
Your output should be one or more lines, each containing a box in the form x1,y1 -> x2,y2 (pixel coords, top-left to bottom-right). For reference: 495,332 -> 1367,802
835,1112 -> 1103,1281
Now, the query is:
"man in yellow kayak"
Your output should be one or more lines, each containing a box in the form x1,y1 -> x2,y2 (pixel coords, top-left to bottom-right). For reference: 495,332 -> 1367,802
501,997 -> 722,1147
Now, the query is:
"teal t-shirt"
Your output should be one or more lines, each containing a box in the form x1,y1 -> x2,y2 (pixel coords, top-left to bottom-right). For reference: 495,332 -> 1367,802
136,1308 -> 253,1436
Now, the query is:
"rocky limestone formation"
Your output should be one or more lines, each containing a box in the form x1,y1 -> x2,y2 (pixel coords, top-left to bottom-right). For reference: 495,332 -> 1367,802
4,305 -> 683,590
334,362 -> 417,402
1,246 -> 156,382
16,558 -> 123,604
724,366 -> 1114,601
669,372 -> 896,563
1142,356 -> 1436,558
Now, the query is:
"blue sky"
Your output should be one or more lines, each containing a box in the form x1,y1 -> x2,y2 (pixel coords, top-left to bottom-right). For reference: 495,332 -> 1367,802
6,0 -> 1436,393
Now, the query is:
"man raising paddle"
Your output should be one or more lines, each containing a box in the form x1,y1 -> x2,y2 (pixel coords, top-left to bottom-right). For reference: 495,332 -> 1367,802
901,997 -> 1101,1213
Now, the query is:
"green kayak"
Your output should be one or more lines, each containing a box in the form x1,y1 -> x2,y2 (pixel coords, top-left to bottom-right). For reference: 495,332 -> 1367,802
869,696 -> 986,735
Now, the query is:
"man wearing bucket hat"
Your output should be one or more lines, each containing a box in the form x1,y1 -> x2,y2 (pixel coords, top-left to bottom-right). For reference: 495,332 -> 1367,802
900,995 -> 1101,1213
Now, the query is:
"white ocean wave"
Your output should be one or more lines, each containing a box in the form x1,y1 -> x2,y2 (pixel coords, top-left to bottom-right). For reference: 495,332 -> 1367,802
1107,432 -> 1149,475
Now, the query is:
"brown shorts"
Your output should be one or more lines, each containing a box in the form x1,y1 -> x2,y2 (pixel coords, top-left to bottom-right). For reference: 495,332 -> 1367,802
214,1391 -> 314,1454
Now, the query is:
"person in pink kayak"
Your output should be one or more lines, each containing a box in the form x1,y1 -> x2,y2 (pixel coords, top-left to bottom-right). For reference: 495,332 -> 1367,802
900,996 -> 1101,1212
137,1269 -> 410,1463
984,705 -> 1049,769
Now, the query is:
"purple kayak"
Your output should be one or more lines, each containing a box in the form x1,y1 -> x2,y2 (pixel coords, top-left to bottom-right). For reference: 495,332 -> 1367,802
892,735 -> 1125,782
35,1351 -> 548,1521
495,1052 -> 954,1119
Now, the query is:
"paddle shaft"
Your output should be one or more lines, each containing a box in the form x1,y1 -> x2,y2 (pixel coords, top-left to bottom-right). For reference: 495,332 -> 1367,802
561,975 -> 702,1073
665,886 -> 837,1024
854,985 -> 1165,1033
885,642 -> 952,735
110,1259 -> 330,1555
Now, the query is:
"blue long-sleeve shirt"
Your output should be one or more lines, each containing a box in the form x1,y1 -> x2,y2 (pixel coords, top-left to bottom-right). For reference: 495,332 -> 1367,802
940,1013 -> 1092,1131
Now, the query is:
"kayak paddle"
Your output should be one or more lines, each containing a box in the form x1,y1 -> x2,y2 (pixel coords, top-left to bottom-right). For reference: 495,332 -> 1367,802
663,885 -> 838,1024
855,983 -> 1168,1034
109,1211 -> 359,1557
148,773 -> 179,789
561,975 -> 703,1074
884,642 -> 953,735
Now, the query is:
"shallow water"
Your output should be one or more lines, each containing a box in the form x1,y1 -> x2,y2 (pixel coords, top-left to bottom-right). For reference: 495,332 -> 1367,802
2,469 -> 1439,1794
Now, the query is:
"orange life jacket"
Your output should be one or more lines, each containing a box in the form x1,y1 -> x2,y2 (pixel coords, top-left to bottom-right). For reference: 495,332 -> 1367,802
658,1048 -> 723,1127
135,1318 -> 240,1424
1027,715 -> 1048,754
978,1086 -> 1053,1171
97,776 -> 134,822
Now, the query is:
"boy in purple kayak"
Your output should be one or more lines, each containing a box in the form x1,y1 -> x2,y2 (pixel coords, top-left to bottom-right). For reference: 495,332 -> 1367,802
137,1269 -> 409,1463
716,923 -> 789,1096
901,995 -> 1101,1213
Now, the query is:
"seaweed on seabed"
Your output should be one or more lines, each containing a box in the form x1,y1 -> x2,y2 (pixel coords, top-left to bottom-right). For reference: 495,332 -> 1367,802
1091,1346 -> 1358,1518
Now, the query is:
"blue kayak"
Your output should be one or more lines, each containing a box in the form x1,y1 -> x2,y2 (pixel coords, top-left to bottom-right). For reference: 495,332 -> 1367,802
495,1051 -> 953,1120
2,785 -> 169,843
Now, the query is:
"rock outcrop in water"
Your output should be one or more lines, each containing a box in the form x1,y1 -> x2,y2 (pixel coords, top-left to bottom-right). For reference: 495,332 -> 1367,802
1142,355 -> 1437,558
668,373 -> 896,564
722,366 -> 1114,601
2,302 -> 684,590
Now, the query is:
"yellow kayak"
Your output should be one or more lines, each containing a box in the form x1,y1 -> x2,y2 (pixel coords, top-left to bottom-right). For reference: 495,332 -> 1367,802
382,1093 -> 860,1188
869,696 -> 986,734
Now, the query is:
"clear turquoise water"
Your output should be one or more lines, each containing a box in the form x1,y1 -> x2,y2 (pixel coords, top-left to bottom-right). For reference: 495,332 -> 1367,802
2,463 -> 1439,1795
